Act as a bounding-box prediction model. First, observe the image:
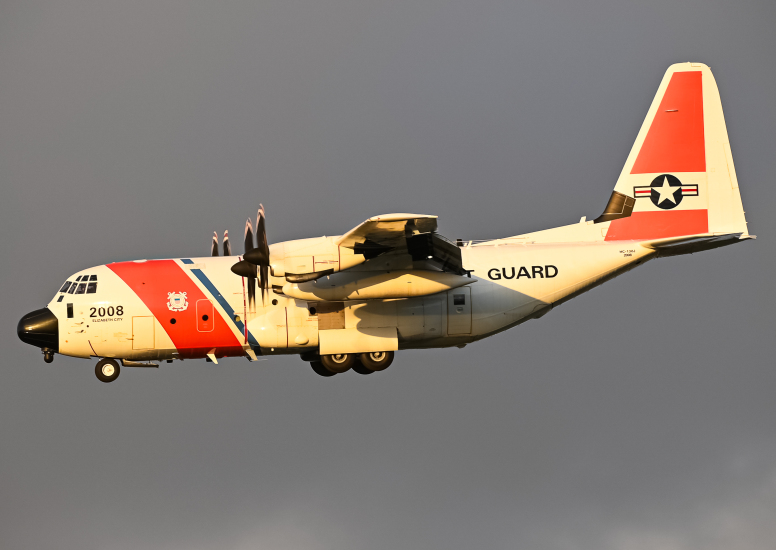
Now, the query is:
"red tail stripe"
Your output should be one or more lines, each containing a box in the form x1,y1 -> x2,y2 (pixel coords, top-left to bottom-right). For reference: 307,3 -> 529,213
631,71 -> 706,174
605,210 -> 708,241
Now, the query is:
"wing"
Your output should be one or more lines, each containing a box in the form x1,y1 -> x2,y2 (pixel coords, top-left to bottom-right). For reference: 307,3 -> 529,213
336,213 -> 438,249
337,213 -> 465,275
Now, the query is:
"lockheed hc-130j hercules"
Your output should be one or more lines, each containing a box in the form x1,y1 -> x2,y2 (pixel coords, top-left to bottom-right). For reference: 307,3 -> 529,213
18,63 -> 754,382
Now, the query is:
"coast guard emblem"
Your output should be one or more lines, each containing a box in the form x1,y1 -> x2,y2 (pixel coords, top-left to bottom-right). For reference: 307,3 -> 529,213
167,292 -> 188,312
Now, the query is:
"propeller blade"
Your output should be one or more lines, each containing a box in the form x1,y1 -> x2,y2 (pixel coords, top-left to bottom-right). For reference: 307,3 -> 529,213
243,219 -> 257,310
247,275 -> 256,312
256,205 -> 270,306
244,218 -> 255,253
259,264 -> 268,305
211,231 -> 219,256
223,230 -> 231,256
256,205 -> 269,259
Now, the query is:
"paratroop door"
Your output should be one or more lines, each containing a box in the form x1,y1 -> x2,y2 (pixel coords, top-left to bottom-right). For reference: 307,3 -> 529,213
446,287 -> 471,335
197,299 -> 214,332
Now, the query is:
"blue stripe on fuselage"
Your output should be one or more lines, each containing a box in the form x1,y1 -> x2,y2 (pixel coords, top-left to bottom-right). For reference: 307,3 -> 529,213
181,258 -> 260,352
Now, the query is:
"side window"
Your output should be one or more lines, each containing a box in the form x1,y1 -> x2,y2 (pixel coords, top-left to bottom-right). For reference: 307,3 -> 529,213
453,294 -> 466,305
68,284 -> 77,294
59,281 -> 72,293
67,304 -> 73,318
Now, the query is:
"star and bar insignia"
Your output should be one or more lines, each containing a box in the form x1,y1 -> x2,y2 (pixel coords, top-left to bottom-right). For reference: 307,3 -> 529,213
634,174 -> 698,210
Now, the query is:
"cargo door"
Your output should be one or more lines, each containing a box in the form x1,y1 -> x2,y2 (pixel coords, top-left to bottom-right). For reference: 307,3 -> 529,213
196,299 -> 214,332
447,287 -> 471,335
132,316 -> 155,349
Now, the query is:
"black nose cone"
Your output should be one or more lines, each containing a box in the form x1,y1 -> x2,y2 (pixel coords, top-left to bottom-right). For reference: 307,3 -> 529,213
17,308 -> 59,350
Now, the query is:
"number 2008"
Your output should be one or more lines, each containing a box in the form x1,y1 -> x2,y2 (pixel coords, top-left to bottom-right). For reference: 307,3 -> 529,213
90,306 -> 123,317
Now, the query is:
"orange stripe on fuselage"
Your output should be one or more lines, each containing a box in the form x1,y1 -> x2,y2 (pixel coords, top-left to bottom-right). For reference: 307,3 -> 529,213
108,260 -> 242,358
605,210 -> 708,241
631,71 -> 705,174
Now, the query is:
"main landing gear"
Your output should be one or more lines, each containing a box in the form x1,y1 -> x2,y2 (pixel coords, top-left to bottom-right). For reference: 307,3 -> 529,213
307,351 -> 395,377
95,358 -> 120,383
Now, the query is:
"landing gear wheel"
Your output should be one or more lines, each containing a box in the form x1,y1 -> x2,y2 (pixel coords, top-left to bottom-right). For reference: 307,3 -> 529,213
95,358 -> 120,383
42,349 -> 54,363
310,360 -> 336,377
351,357 -> 374,375
320,354 -> 355,374
360,351 -> 394,372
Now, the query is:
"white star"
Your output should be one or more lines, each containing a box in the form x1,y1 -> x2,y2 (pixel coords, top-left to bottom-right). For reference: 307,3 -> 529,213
653,176 -> 680,205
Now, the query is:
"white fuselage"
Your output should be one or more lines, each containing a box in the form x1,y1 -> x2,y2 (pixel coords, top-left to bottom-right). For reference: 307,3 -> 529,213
47,237 -> 655,361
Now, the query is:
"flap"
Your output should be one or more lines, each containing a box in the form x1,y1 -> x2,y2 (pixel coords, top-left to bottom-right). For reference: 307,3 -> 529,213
336,214 -> 438,249
318,327 -> 398,355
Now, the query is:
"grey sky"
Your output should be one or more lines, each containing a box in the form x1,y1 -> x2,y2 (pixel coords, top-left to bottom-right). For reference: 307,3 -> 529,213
2,1 -> 775,549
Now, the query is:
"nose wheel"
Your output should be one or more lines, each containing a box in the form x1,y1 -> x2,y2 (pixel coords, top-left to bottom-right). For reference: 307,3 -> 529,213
42,349 -> 55,363
95,358 -> 120,383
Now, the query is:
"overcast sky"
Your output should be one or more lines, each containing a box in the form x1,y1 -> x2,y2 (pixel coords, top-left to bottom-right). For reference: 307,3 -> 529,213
2,1 -> 775,549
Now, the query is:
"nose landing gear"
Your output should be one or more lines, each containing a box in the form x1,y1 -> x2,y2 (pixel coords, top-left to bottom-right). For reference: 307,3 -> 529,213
95,358 -> 120,383
42,349 -> 55,364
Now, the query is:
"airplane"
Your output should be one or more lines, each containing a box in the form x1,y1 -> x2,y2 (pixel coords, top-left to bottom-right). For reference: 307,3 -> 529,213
17,62 -> 754,382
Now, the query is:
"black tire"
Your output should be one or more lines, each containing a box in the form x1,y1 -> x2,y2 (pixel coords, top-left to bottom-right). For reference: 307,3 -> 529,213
95,358 -> 120,383
351,356 -> 374,375
360,351 -> 394,372
310,360 -> 336,377
320,354 -> 355,374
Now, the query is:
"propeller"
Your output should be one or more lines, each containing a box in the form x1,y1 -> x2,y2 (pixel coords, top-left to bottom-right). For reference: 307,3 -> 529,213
248,206 -> 270,305
211,231 -> 219,256
243,217 -> 257,310
223,230 -> 231,256
231,206 -> 270,309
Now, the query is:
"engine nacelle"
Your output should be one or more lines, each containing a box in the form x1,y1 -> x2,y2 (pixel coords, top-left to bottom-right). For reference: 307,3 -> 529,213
269,237 -> 365,278
282,270 -> 474,301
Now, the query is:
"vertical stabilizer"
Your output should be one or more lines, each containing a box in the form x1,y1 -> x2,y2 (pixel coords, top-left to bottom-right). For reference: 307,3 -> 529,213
599,63 -> 749,241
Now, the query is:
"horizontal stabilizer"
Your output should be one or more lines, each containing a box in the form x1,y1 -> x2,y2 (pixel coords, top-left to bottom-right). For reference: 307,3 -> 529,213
642,232 -> 754,256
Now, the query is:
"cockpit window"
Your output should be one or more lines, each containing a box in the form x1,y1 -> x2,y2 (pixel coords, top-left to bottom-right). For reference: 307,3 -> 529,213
61,275 -> 97,295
